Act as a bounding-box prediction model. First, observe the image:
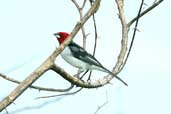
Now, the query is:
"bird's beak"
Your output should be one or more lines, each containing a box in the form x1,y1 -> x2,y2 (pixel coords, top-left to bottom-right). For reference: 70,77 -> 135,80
53,33 -> 58,36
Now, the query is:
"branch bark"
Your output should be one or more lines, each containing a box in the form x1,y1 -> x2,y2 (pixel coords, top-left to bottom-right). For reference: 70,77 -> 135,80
113,0 -> 128,74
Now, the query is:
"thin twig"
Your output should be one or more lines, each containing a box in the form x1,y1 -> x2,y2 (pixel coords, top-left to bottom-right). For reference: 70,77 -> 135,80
71,0 -> 87,48
94,91 -> 108,114
0,73 -> 74,92
92,14 -> 98,56
71,0 -> 88,78
119,0 -> 144,72
5,108 -> 9,114
127,0 -> 164,27
81,0 -> 87,8
89,0 -> 98,56
88,0 -> 99,80
36,88 -> 83,99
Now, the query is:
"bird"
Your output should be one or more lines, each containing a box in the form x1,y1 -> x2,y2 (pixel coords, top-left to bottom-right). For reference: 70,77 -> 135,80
54,32 -> 127,86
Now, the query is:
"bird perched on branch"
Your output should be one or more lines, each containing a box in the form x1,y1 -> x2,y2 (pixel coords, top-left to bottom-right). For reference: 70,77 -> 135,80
54,32 -> 127,86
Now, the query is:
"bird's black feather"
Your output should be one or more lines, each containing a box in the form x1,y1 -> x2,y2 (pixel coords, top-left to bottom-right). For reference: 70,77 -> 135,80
68,42 -> 103,68
68,42 -> 128,86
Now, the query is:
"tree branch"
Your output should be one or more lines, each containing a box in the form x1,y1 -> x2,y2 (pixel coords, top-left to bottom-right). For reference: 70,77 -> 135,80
36,88 -> 83,99
71,0 -> 87,48
0,73 -> 73,92
113,0 -> 128,74
127,0 -> 164,27
0,58 -> 52,112
51,64 -> 104,88
119,0 -> 144,72
0,0 -> 101,112
119,0 -> 164,71
94,91 -> 108,114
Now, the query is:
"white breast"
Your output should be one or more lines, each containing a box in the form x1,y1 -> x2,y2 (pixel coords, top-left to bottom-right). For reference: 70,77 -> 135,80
60,46 -> 106,72
61,47 -> 88,70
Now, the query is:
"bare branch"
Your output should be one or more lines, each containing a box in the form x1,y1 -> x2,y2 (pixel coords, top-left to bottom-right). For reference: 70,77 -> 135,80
119,0 -> 144,72
0,0 -> 101,112
119,0 -> 164,71
128,0 -> 164,27
0,58 -> 52,112
88,0 -> 99,80
0,73 -> 73,92
36,88 -> 83,99
52,63 -> 126,88
89,0 -> 98,56
94,91 -> 108,114
82,0 -> 87,8
113,0 -> 128,74
51,64 -> 103,88
71,0 -> 87,48
5,108 -> 9,114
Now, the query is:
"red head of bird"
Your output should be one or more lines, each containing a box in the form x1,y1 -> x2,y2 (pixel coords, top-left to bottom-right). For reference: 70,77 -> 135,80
54,32 -> 69,44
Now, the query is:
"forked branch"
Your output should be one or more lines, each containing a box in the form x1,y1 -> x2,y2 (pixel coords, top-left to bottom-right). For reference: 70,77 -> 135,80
0,0 -> 101,112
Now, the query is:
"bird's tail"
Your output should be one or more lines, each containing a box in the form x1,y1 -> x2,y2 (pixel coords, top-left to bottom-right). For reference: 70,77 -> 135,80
102,66 -> 128,86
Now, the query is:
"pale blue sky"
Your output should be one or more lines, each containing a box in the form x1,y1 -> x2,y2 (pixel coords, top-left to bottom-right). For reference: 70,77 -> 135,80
0,0 -> 170,114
